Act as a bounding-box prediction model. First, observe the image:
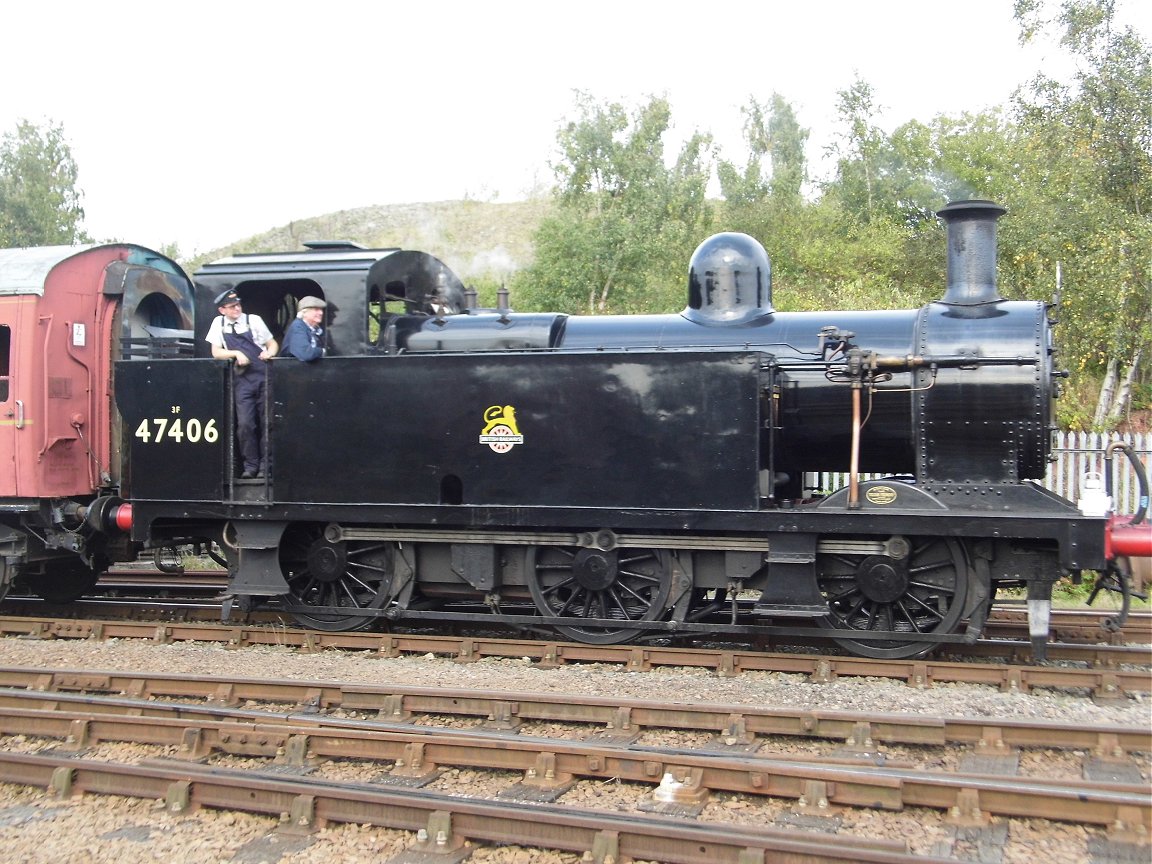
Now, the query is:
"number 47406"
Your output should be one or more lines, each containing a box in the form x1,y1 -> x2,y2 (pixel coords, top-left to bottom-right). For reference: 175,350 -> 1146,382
134,417 -> 219,444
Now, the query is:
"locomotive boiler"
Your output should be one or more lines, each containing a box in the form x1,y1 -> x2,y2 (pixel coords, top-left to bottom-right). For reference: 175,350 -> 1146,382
99,201 -> 1149,658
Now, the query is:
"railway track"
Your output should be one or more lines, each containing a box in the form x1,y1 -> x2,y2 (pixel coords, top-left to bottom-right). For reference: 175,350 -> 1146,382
0,614 -> 1148,700
0,669 -> 1147,853
0,751 -> 929,864
7,572 -> 1152,661
2,667 -> 1147,756
0,606 -> 1146,861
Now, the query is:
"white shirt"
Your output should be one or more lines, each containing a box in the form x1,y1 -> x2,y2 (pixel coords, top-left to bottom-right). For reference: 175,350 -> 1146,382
204,313 -> 274,350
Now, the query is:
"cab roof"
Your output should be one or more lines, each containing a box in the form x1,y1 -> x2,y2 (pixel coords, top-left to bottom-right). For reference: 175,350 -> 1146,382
0,243 -> 185,296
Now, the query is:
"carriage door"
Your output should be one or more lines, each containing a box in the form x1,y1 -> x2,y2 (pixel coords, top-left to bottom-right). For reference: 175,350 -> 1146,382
0,296 -> 47,497
0,312 -> 20,494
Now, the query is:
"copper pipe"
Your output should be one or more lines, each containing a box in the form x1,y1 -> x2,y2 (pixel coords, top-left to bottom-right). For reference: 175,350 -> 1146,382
849,383 -> 862,509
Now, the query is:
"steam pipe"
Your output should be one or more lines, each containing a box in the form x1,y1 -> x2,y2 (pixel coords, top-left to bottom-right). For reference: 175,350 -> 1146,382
1105,442 -> 1148,524
848,383 -> 862,509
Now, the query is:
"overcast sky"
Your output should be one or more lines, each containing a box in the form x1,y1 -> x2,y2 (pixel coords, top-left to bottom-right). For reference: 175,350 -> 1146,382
3,0 -> 1149,255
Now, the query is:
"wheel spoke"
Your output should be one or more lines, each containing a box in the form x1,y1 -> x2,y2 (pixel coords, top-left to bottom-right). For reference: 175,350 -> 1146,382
826,553 -> 860,571
542,576 -> 578,602
908,576 -> 955,592
605,588 -> 634,620
347,560 -> 390,575
843,595 -> 867,621
825,584 -> 859,604
338,580 -> 364,607
893,600 -> 925,632
341,571 -> 376,594
908,557 -> 953,574
902,591 -> 946,619
555,590 -> 579,617
615,580 -> 651,606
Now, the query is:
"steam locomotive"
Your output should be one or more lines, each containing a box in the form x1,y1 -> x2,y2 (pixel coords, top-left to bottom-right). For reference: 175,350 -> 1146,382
3,201 -> 1149,659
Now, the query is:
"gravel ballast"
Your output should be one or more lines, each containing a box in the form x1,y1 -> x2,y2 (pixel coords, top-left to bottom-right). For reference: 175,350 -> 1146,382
0,636 -> 1146,863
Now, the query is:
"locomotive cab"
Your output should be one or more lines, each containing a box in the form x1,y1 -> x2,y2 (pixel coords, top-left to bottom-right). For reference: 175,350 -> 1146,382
193,242 -> 466,358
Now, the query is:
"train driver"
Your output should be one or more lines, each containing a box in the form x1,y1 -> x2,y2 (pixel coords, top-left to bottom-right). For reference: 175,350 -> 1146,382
280,295 -> 327,361
204,289 -> 278,479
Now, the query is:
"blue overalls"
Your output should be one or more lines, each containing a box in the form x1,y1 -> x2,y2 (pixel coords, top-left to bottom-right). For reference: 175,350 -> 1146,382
222,317 -> 267,477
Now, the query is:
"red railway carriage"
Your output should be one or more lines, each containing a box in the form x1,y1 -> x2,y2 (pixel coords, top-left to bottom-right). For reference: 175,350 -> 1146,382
0,243 -> 194,601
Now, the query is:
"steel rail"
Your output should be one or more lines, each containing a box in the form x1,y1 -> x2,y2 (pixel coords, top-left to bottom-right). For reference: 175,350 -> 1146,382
6,593 -> 1150,648
0,695 -> 1146,833
86,577 -> 1151,628
79,574 -> 1152,643
0,750 -> 940,864
0,667 -> 1146,755
0,615 -> 1147,696
986,608 -> 1151,642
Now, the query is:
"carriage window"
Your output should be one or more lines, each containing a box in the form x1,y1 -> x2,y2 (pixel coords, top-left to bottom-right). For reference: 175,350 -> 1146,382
0,325 -> 9,402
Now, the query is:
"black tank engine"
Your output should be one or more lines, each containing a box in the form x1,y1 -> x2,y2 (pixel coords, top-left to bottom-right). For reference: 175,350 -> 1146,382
112,201 -> 1145,659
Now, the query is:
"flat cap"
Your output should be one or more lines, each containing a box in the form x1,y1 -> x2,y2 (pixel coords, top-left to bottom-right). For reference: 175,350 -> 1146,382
297,295 -> 327,311
214,289 -> 240,307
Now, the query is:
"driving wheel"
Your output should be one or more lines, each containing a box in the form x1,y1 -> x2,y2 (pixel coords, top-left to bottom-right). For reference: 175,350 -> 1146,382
526,544 -> 671,644
815,535 -> 969,659
279,524 -> 395,631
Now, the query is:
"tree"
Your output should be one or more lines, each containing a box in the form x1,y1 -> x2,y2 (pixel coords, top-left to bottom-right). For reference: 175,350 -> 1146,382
766,95 -> 808,204
1009,0 -> 1151,426
1016,0 -> 1151,216
824,78 -> 960,232
514,94 -> 713,314
713,96 -> 814,291
716,99 -> 772,211
825,78 -> 891,224
0,120 -> 87,247
717,94 -> 808,209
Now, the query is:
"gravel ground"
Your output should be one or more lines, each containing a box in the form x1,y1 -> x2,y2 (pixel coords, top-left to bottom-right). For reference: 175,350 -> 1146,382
0,635 -> 1147,863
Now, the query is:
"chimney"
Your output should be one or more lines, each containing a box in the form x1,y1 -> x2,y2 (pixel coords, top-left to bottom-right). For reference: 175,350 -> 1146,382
937,199 -> 1007,305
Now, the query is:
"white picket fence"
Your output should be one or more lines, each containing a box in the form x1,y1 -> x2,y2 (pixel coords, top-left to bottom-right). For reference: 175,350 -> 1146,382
1045,431 -> 1150,516
813,432 -> 1151,515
